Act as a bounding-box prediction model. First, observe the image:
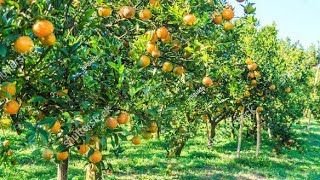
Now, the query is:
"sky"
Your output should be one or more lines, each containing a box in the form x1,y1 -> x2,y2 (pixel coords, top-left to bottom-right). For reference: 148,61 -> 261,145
230,0 -> 320,48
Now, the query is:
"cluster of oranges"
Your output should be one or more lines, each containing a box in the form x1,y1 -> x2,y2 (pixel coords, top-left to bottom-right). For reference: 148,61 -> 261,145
14,19 -> 56,54
212,5 -> 235,31
42,149 -> 69,161
0,82 -> 20,115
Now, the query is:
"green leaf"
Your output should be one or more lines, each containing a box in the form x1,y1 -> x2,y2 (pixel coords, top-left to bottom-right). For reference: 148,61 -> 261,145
38,128 -> 49,144
28,96 -> 46,103
38,117 -> 56,128
0,44 -> 7,58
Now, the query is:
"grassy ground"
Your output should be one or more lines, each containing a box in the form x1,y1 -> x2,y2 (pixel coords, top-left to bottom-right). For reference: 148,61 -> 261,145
0,118 -> 319,180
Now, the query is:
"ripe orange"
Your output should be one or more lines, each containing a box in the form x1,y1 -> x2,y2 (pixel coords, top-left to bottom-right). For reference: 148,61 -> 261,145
161,34 -> 172,43
222,7 -> 234,20
105,117 -> 118,129
139,9 -> 152,20
201,115 -> 209,122
223,21 -> 233,31
42,149 -> 53,161
98,7 -> 112,17
89,150 -> 102,163
0,0 -> 4,5
248,73 -> 255,79
251,80 -> 258,86
120,6 -> 135,19
162,62 -> 173,72
212,13 -> 223,24
173,66 -> 185,75
131,136 -> 141,145
117,112 -> 129,124
269,85 -> 276,91
57,89 -> 68,97
172,40 -> 182,50
245,58 -> 253,65
57,151 -> 69,160
3,140 -> 10,147
244,91 -> 250,97
256,106 -> 264,112
4,100 -> 20,115
27,0 -> 36,4
14,36 -> 34,53
50,121 -> 61,133
0,82 -> 16,98
40,33 -> 56,46
285,87 -> 291,93
167,163 -> 173,169
149,0 -> 160,7
32,20 -> 54,38
151,49 -> 161,58
156,27 -> 169,39
202,77 -> 213,86
78,144 -> 89,155
183,14 -> 196,25
146,30 -> 158,43
254,71 -> 261,78
139,55 -> 151,68
248,63 -> 257,71
7,150 -> 14,156
146,43 -> 157,54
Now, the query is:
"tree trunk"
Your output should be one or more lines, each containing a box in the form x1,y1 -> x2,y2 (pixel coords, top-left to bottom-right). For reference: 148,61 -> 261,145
57,158 -> 69,180
206,120 -> 211,146
256,110 -> 261,157
236,108 -> 244,158
209,122 -> 217,146
230,116 -> 235,140
175,142 -> 186,157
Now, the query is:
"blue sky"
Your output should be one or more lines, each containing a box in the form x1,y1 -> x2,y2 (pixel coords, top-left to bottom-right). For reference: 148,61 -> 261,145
230,0 -> 320,48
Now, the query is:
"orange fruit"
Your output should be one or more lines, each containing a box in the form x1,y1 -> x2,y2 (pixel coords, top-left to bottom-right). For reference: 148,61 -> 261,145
89,150 -> 102,163
173,66 -> 185,75
7,150 -> 14,156
28,0 -> 36,4
139,55 -> 151,68
202,77 -> 213,86
57,89 -> 68,97
248,63 -> 257,71
146,30 -> 158,43
42,149 -> 53,161
32,20 -> 54,38
183,14 -> 196,25
142,132 -> 152,140
285,88 -> 291,93
156,27 -> 169,39
248,73 -> 255,79
50,121 -> 61,133
0,82 -> 16,98
212,12 -> 223,24
162,62 -> 173,72
251,80 -> 258,86
78,144 -> 89,155
254,71 -> 261,78
222,6 -> 234,20
98,7 -> 112,17
269,85 -> 276,91
161,34 -> 172,43
57,151 -> 69,160
40,33 -> 56,46
245,58 -> 253,65
14,36 -> 34,53
151,49 -> 161,58
167,163 -> 173,169
147,122 -> 158,133
117,112 -> 129,124
244,91 -> 250,97
149,0 -> 160,7
131,136 -> 141,145
201,115 -> 209,122
139,9 -> 152,20
223,21 -> 233,31
146,43 -> 157,54
0,0 -> 4,5
120,6 -> 135,19
3,140 -> 10,147
105,117 -> 118,129
256,106 -> 264,112
4,100 -> 20,115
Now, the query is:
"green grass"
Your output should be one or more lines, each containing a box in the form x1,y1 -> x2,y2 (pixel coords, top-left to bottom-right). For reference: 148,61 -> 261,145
0,118 -> 319,180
